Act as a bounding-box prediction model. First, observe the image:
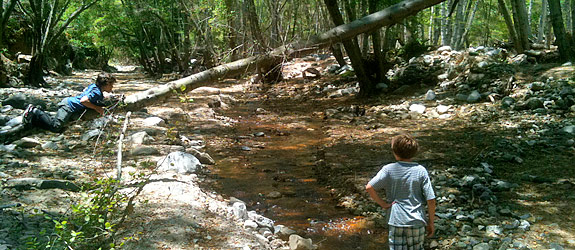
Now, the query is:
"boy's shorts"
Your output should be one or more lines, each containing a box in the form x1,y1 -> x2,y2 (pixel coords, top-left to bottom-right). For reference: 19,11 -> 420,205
388,225 -> 425,250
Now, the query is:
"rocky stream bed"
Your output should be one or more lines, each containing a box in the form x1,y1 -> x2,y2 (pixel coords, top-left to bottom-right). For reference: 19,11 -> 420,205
1,46 -> 575,250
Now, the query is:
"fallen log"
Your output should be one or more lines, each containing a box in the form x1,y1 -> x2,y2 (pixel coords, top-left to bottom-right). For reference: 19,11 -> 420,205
122,0 -> 447,110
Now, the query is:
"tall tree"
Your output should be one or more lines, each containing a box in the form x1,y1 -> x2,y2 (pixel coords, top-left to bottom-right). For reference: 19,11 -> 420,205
497,0 -> 521,51
0,0 -> 18,48
510,0 -> 530,51
548,0 -> 574,61
324,0 -> 374,96
18,0 -> 99,87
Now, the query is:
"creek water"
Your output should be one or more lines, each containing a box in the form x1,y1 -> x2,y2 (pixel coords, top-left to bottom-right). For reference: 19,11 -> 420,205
204,100 -> 388,249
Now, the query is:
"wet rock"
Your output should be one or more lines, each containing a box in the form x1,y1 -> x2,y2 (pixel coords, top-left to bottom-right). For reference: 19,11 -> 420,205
157,151 -> 201,174
289,235 -> 316,250
143,117 -> 166,127
131,146 -> 160,156
456,93 -> 468,101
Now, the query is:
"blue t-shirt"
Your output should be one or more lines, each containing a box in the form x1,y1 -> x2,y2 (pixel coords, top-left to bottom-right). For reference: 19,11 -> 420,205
368,161 -> 436,227
66,83 -> 104,112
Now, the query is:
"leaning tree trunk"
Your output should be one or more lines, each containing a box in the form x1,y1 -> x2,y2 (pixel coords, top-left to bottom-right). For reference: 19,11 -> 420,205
548,0 -> 574,61
121,0 -> 449,110
324,0 -> 375,96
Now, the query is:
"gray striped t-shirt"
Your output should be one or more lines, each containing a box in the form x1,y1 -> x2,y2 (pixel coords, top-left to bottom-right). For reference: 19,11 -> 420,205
368,161 -> 435,227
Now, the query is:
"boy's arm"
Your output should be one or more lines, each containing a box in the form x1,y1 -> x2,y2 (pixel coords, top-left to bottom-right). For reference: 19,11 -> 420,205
426,199 -> 436,237
80,96 -> 105,115
365,184 -> 392,209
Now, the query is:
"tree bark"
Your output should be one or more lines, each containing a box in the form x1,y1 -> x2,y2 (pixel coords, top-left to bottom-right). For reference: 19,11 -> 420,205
122,0 -> 449,109
0,0 -> 18,48
324,0 -> 374,96
538,0 -> 548,44
245,0 -> 268,51
455,0 -> 479,50
548,0 -> 574,61
497,0 -> 521,52
441,0 -> 452,46
510,0 -> 530,51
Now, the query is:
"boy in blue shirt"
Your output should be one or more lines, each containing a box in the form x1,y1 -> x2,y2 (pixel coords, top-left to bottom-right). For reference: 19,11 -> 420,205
366,134 -> 436,250
22,72 -> 116,133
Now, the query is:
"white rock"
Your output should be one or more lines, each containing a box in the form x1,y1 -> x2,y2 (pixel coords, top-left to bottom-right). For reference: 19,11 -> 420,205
244,220 -> 258,230
232,202 -> 248,220
157,151 -> 201,174
437,46 -> 452,52
289,235 -> 316,250
425,90 -> 436,100
143,117 -> 165,126
248,211 -> 274,229
129,131 -> 153,145
436,105 -> 450,114
409,104 -> 426,114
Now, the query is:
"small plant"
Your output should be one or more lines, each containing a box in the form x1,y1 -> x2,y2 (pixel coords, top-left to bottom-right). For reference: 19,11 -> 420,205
42,178 -> 127,250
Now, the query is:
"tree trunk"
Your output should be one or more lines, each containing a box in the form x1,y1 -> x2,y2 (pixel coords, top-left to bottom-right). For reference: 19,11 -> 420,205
497,0 -> 521,52
441,0 -> 452,46
324,0 -> 374,96
121,0 -> 449,109
538,0 -> 548,44
510,0 -> 530,51
572,0 -> 575,37
0,0 -> 18,48
450,0 -> 466,47
330,43 -> 347,67
369,0 -> 385,83
245,0 -> 268,51
548,0 -> 574,61
455,0 -> 479,50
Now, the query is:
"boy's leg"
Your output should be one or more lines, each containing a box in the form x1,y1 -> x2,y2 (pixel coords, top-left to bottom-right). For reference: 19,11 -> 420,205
388,226 -> 405,250
31,101 -> 73,133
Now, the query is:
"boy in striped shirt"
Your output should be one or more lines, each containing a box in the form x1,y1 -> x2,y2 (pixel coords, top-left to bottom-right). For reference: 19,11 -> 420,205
366,134 -> 436,250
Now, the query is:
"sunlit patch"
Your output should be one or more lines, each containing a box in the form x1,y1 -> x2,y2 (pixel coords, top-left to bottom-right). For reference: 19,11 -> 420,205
308,217 -> 375,236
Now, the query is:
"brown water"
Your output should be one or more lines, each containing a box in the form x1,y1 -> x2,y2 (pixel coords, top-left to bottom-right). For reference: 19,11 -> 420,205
204,100 -> 388,249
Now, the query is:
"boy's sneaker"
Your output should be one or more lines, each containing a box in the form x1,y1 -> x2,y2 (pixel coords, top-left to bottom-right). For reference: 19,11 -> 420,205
22,104 -> 35,124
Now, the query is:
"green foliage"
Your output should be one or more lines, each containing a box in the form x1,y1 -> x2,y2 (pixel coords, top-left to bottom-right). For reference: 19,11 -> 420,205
41,178 -> 127,250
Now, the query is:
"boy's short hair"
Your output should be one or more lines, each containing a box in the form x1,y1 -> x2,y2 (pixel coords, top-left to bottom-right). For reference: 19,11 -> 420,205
96,72 -> 116,88
391,134 -> 419,159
